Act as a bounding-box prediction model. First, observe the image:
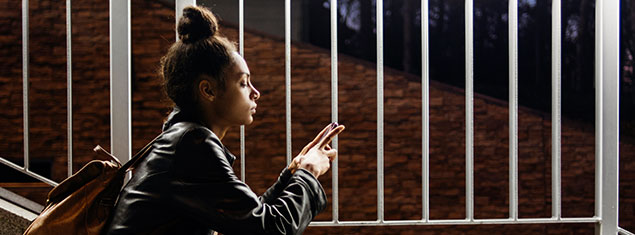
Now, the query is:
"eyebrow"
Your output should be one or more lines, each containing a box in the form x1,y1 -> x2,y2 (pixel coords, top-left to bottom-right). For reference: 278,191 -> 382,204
239,72 -> 250,78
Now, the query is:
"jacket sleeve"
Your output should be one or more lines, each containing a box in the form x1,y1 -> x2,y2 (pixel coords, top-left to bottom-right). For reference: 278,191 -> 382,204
259,168 -> 293,204
170,128 -> 327,235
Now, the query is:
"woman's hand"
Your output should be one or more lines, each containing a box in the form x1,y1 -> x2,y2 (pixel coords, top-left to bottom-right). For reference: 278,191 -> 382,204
289,123 -> 345,178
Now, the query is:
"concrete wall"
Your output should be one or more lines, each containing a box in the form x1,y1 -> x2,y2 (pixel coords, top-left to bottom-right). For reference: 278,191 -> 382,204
0,0 -> 633,234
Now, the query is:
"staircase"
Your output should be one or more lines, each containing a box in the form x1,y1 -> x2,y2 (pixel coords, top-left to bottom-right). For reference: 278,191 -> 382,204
0,187 -> 43,235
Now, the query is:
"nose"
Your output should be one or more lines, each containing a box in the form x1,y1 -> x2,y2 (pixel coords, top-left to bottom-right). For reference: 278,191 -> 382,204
250,83 -> 260,100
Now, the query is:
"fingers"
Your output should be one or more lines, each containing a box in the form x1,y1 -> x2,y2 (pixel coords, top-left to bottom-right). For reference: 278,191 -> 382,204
298,146 -> 337,178
300,124 -> 339,155
299,145 -> 310,156
324,148 -> 337,162
318,125 -> 345,148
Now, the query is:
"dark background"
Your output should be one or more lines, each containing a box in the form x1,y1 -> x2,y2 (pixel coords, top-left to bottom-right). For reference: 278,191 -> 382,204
305,0 -> 635,137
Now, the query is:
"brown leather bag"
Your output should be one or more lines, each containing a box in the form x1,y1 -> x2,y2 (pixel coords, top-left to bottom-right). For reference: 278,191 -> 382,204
23,135 -> 161,235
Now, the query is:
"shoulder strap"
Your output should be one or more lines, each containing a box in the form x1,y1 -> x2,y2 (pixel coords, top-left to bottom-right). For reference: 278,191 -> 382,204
119,134 -> 163,172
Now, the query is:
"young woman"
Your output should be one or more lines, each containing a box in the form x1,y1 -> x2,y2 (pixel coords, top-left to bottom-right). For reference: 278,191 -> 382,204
104,6 -> 344,235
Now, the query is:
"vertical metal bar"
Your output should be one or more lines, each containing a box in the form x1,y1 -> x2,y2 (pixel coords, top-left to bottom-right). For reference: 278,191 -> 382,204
239,0 -> 244,57
285,0 -> 292,165
66,0 -> 73,177
594,0 -> 603,222
421,0 -> 430,222
597,0 -> 620,233
376,0 -> 385,223
175,0 -> 196,39
330,0 -> 339,223
239,0 -> 245,182
508,0 -> 518,220
465,0 -> 474,221
110,0 -> 131,163
22,0 -> 29,170
551,0 -> 562,220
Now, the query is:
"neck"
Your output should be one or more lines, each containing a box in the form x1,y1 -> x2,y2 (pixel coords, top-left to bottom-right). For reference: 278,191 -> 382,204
198,105 -> 230,141
209,125 -> 229,140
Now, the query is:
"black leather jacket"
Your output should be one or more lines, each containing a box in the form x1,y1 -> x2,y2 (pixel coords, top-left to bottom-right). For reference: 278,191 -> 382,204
104,109 -> 327,235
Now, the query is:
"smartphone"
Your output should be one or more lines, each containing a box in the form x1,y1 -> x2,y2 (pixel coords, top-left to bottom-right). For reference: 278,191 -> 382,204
317,122 -> 339,144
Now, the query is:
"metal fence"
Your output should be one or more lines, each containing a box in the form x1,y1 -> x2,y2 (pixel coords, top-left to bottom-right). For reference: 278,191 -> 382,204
0,0 -> 628,234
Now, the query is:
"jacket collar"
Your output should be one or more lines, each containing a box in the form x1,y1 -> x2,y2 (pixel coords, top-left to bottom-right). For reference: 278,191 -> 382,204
162,106 -> 199,132
163,107 -> 237,166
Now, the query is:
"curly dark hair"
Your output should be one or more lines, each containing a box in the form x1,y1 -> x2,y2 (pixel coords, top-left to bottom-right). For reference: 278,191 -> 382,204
160,6 -> 237,112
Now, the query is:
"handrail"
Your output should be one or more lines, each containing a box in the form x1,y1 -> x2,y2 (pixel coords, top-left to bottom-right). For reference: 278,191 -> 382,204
619,227 -> 635,235
0,1 -> 629,234
310,217 -> 601,226
0,158 -> 58,187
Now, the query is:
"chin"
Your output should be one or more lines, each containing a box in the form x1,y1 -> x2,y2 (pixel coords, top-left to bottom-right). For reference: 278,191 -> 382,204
243,117 -> 254,125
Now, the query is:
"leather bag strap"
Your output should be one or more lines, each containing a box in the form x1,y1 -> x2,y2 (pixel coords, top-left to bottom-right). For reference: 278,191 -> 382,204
119,134 -> 163,173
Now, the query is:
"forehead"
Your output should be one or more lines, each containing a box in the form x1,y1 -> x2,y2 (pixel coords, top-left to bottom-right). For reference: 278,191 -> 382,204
229,52 -> 249,76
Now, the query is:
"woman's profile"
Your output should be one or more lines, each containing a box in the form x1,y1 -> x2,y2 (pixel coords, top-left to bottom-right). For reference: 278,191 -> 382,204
104,5 -> 344,235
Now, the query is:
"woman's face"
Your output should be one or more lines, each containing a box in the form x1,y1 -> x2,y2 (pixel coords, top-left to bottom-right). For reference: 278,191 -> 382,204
211,52 -> 260,126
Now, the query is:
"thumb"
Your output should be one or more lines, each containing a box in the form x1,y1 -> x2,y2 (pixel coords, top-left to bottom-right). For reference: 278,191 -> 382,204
324,149 -> 337,162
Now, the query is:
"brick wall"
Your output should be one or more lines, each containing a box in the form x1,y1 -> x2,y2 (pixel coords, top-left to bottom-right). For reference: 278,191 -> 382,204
0,1 -> 633,234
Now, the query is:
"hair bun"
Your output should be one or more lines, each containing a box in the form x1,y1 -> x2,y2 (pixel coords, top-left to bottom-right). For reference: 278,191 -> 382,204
177,6 -> 218,43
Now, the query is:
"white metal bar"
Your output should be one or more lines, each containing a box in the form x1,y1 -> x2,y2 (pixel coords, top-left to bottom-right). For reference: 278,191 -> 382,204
508,0 -> 518,220
330,0 -> 339,223
619,227 -> 635,235
551,0 -> 562,219
240,124 -> 245,182
110,0 -> 131,163
285,0 -> 292,165
239,0 -> 245,182
239,0 -> 244,56
310,217 -> 599,227
594,0 -> 603,221
175,0 -> 196,39
421,0 -> 430,222
465,0 -> 474,221
22,0 -> 29,170
597,0 -> 620,233
0,157 -> 58,187
376,0 -> 384,223
66,0 -> 73,177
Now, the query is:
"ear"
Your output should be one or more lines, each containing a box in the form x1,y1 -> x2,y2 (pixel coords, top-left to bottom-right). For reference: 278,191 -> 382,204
198,79 -> 215,102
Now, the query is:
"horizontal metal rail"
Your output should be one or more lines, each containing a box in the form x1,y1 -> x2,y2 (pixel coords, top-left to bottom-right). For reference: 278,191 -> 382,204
0,157 -> 58,187
620,227 -> 635,235
310,217 -> 600,226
